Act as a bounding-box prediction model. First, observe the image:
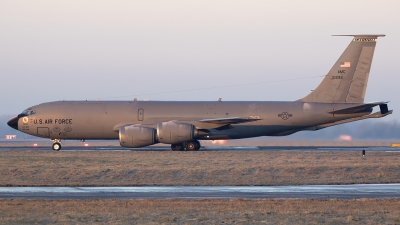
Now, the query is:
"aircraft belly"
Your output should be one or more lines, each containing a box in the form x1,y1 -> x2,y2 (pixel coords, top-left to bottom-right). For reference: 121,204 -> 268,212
199,125 -> 304,139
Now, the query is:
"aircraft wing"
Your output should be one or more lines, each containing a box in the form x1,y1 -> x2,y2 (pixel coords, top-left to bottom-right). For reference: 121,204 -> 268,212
198,117 -> 260,124
113,117 -> 261,131
328,101 -> 389,114
178,117 -> 262,130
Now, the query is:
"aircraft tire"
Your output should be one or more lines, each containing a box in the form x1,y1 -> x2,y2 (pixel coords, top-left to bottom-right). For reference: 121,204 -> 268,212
171,143 -> 184,151
185,141 -> 197,151
52,143 -> 61,151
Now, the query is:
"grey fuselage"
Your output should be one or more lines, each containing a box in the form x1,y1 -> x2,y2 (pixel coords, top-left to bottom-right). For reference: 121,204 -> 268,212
15,100 -> 368,140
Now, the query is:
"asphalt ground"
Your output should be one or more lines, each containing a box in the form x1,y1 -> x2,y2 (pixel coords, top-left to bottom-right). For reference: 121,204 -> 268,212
1,184 -> 400,199
0,144 -> 397,152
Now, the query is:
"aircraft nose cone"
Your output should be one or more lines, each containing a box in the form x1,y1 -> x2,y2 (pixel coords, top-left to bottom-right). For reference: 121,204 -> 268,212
7,116 -> 19,130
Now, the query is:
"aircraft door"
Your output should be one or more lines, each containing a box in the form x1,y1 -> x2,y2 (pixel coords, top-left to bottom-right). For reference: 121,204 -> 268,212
37,127 -> 50,137
138,108 -> 144,121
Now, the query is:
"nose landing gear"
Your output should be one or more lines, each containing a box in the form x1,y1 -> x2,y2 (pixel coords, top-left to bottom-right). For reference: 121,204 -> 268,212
52,139 -> 61,151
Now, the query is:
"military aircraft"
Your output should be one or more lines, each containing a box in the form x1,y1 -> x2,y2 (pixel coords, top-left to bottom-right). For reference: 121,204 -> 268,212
7,34 -> 392,151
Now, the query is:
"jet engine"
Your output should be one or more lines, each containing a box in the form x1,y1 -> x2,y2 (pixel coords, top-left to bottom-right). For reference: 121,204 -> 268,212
119,125 -> 157,148
157,122 -> 198,144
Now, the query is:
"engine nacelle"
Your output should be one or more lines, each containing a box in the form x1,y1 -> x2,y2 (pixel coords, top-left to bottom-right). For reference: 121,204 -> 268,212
157,122 -> 197,144
119,125 -> 157,148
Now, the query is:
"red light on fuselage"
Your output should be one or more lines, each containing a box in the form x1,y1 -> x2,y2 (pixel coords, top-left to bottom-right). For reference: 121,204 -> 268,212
33,143 -> 38,147
84,143 -> 89,147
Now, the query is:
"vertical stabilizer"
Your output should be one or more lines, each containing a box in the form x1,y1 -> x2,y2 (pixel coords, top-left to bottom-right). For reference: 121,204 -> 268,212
298,34 -> 385,103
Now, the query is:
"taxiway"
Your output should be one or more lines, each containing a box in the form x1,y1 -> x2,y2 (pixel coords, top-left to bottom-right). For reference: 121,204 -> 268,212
1,184 -> 400,199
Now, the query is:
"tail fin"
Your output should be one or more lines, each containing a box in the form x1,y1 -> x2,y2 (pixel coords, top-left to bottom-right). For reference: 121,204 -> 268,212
298,34 -> 385,103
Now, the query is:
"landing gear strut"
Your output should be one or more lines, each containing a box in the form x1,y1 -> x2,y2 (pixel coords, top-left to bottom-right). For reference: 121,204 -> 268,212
171,140 -> 201,151
52,139 -> 61,151
193,140 -> 201,150
171,143 -> 184,151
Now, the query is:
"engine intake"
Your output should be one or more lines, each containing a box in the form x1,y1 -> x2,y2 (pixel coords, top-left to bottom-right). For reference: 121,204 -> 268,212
157,122 -> 197,144
119,125 -> 157,148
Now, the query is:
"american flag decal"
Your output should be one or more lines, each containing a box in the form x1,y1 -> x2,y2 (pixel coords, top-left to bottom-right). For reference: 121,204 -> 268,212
340,62 -> 351,68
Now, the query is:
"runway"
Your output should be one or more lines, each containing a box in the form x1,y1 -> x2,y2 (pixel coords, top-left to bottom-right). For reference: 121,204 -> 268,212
1,184 -> 400,199
0,144 -> 397,152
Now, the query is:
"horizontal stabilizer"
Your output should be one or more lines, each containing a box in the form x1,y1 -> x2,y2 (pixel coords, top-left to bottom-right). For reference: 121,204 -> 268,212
328,101 -> 389,114
332,34 -> 386,37
307,110 -> 393,131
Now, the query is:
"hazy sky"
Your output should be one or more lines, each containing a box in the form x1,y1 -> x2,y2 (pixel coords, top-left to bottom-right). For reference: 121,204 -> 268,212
1,0 -> 399,121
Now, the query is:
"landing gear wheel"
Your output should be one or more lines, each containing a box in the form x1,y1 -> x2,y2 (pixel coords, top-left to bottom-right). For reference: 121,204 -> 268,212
185,141 -> 197,151
171,143 -> 184,151
52,143 -> 61,151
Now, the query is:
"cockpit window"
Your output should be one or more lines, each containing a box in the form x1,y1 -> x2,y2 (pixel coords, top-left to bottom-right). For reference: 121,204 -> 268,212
21,109 -> 35,116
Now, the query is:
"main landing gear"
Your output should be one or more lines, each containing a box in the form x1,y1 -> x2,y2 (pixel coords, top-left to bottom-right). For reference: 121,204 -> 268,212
52,139 -> 61,151
171,140 -> 201,151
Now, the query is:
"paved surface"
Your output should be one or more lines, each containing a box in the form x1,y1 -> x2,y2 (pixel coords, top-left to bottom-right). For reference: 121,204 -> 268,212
1,184 -> 400,199
0,143 -> 397,152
